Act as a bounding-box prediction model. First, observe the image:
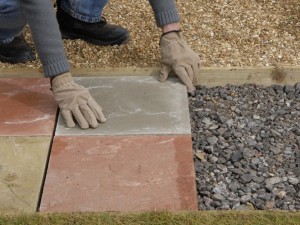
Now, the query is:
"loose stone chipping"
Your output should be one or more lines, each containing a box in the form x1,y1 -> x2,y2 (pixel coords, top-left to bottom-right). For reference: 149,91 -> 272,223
1,0 -> 299,70
190,82 -> 300,210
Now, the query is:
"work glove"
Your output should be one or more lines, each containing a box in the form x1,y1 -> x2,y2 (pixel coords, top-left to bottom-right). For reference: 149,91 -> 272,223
159,31 -> 200,93
51,72 -> 106,129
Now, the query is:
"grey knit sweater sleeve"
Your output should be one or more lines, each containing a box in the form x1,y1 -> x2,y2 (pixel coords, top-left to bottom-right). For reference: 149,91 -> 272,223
20,0 -> 70,77
148,0 -> 180,27
18,0 -> 178,78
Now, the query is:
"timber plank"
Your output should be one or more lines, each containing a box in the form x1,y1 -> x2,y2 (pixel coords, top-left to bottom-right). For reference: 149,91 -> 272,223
0,66 -> 299,87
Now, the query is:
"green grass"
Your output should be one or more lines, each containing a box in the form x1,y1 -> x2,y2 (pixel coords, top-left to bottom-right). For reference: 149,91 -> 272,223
0,211 -> 300,225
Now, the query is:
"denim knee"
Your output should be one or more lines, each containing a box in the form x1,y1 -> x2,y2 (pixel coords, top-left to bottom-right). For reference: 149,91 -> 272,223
0,0 -> 26,40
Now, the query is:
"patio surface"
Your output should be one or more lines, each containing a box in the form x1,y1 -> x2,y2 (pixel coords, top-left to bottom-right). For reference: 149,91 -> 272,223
0,76 -> 198,213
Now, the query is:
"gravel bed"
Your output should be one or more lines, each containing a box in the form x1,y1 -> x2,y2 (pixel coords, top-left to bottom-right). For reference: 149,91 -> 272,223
190,82 -> 300,210
1,0 -> 299,70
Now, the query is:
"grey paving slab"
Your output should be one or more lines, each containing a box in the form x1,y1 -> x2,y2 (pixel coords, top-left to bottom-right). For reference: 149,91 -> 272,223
55,76 -> 191,136
0,136 -> 51,214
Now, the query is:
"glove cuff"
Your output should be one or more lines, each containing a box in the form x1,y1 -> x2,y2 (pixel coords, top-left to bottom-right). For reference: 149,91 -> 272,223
160,30 -> 182,45
161,29 -> 181,38
51,72 -> 73,89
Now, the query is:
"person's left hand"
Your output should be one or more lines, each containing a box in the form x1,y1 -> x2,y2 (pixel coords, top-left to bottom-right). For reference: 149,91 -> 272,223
159,31 -> 200,93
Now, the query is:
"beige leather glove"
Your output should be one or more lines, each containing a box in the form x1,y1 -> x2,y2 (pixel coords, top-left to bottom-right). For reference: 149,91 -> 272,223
51,73 -> 106,129
160,31 -> 200,93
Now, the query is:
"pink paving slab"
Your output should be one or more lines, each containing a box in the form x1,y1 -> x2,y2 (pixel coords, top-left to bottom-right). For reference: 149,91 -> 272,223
40,135 -> 198,212
0,78 -> 57,136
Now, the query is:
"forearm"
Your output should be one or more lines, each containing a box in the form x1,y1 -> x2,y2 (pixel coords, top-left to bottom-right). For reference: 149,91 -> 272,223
148,0 -> 180,27
162,23 -> 180,33
20,0 -> 69,77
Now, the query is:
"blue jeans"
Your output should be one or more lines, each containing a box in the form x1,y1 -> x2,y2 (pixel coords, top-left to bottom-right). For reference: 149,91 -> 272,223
60,0 -> 108,23
0,0 -> 25,42
0,0 -> 108,41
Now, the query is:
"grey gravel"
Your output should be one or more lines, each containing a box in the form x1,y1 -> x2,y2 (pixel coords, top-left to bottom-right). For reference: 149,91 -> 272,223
190,83 -> 300,210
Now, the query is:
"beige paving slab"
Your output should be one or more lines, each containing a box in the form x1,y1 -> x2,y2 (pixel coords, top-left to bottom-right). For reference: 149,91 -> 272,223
55,76 -> 191,136
0,137 -> 51,214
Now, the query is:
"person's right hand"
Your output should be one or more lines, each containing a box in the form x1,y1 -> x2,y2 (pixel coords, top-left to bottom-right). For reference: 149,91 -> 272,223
51,72 -> 106,129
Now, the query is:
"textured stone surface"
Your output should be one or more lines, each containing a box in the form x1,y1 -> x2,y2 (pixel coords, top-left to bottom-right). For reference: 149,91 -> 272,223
0,78 -> 57,136
40,135 -> 197,212
191,83 -> 300,210
55,77 -> 191,135
0,137 -> 51,213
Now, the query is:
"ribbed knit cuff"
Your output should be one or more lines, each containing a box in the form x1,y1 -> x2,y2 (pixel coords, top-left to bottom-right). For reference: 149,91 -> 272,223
41,56 -> 70,78
155,8 -> 180,27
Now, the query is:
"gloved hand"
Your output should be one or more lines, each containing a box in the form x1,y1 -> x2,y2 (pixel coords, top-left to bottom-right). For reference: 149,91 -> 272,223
159,31 -> 200,93
51,72 -> 106,129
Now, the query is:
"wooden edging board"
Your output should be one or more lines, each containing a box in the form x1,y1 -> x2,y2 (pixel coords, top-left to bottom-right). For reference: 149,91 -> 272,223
0,65 -> 299,87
